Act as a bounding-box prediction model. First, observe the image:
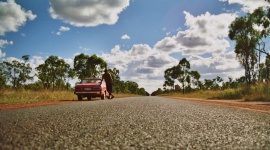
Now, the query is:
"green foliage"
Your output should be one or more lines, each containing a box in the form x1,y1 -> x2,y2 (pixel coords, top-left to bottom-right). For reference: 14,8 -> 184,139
1,54 -> 147,96
74,53 -> 107,80
36,55 -> 75,90
0,55 -> 33,89
229,6 -> 270,86
164,58 -> 200,93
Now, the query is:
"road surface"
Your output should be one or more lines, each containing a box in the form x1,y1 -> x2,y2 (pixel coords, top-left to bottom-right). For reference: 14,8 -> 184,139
0,97 -> 269,149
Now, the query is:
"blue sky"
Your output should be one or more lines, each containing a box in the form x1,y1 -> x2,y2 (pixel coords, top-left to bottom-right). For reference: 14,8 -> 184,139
0,0 -> 269,93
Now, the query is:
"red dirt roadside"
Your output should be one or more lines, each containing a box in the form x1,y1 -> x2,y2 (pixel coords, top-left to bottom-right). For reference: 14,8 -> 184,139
164,96 -> 270,113
0,101 -> 76,110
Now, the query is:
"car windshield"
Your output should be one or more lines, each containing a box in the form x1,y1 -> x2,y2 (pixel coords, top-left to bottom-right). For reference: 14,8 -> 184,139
81,79 -> 100,84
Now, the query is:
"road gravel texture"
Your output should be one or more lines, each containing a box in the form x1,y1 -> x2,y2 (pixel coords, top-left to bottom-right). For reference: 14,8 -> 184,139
0,97 -> 269,149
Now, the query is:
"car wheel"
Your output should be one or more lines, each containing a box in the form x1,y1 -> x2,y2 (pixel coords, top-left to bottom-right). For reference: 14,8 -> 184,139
101,92 -> 105,100
87,96 -> 91,100
78,95 -> 82,101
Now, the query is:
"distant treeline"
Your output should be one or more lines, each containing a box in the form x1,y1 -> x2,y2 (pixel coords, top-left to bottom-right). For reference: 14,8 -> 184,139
0,53 -> 149,96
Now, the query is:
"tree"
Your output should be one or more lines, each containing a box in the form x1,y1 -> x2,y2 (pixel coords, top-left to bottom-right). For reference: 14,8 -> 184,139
204,79 -> 214,90
189,70 -> 201,90
164,66 -> 178,90
36,56 -> 74,90
74,53 -> 89,80
229,6 -> 270,86
229,14 -> 260,86
126,81 -> 139,94
178,58 -> 191,93
163,58 -> 200,93
0,55 -> 33,88
151,88 -> 163,96
18,55 -> 33,86
264,55 -> 270,81
0,62 -> 6,88
74,53 -> 107,80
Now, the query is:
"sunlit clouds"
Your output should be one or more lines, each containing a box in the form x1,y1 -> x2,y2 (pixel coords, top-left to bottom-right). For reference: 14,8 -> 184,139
0,0 -> 36,35
49,0 -> 130,27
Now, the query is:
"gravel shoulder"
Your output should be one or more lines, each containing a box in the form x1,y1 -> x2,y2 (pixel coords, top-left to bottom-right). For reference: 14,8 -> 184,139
163,96 -> 270,113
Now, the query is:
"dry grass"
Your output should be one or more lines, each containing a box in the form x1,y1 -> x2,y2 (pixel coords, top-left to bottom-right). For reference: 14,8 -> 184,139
161,83 -> 270,102
0,90 -> 77,104
161,90 -> 240,100
0,89 -> 140,105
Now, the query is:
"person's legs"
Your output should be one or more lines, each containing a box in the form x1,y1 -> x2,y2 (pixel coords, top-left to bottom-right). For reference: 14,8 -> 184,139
106,84 -> 113,99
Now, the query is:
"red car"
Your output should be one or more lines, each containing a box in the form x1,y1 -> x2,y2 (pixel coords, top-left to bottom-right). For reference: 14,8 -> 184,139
74,78 -> 107,100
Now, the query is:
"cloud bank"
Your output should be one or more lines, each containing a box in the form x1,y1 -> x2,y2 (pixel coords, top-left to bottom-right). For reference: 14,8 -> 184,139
0,0 -> 36,36
220,0 -> 270,12
49,0 -> 130,27
101,11 -> 241,93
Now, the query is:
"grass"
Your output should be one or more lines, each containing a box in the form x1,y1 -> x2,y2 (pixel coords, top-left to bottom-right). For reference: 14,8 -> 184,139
0,89 -> 139,105
161,82 -> 270,102
161,89 -> 241,100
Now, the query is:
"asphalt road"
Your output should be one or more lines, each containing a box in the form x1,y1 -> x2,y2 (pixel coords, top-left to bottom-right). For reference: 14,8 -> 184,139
0,97 -> 269,149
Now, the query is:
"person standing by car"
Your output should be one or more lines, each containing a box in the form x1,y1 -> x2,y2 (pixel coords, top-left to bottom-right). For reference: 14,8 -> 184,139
100,69 -> 114,99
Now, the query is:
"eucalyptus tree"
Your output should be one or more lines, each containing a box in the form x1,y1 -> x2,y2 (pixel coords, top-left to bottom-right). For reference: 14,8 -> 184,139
87,54 -> 107,77
178,58 -> 191,93
229,6 -> 270,86
74,53 -> 89,80
164,66 -> 177,90
265,55 -> 270,81
0,62 -> 6,88
0,55 -> 33,88
126,81 -> 139,94
211,76 -> 223,90
74,53 -> 107,80
36,56 -> 74,90
164,58 -> 198,93
229,14 -> 260,86
189,70 -> 201,90
18,55 -> 33,86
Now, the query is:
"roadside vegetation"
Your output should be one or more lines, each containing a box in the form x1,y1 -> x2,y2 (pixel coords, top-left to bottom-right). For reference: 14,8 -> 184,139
152,6 -> 270,102
0,54 -> 149,105
0,89 -> 140,104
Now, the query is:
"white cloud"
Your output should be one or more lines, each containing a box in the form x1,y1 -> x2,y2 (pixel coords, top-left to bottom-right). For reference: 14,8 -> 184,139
56,26 -> 70,36
0,39 -> 13,58
174,11 -> 236,55
100,11 -> 245,93
49,0 -> 130,27
0,39 -> 13,48
2,57 -> 22,63
79,46 -> 90,52
101,44 -> 178,93
60,26 -> 70,32
0,50 -> 5,58
154,37 -> 179,54
0,0 -> 37,35
121,34 -> 130,40
189,52 -> 244,80
220,0 -> 270,12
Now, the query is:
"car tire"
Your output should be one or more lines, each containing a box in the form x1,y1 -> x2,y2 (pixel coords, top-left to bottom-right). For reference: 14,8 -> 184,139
101,92 -> 105,100
78,95 -> 82,101
87,96 -> 91,101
